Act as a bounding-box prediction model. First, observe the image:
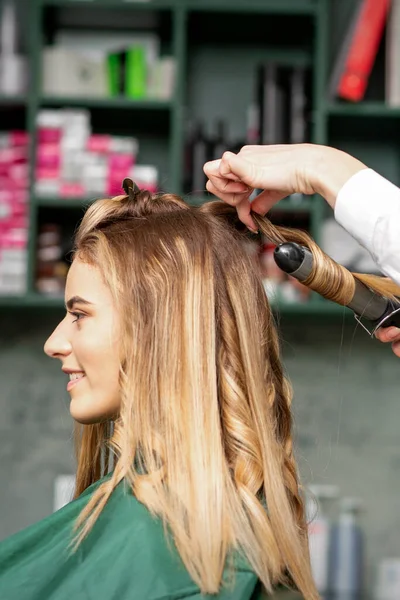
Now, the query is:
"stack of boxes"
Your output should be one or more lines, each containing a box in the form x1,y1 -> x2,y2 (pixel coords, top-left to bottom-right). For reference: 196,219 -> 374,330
0,108 -> 160,297
35,108 -> 158,199
0,131 -> 29,295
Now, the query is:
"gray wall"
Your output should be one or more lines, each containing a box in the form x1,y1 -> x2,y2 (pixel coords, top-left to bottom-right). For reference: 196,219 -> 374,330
1,313 -> 399,590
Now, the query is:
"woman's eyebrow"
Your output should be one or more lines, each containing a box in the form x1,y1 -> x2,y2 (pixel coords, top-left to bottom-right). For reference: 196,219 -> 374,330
65,296 -> 94,311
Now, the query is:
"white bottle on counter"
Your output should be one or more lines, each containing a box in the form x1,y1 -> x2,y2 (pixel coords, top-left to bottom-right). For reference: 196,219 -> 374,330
306,484 -> 339,595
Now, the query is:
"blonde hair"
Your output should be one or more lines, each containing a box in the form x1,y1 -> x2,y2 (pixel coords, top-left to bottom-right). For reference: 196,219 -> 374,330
71,191 -> 398,599
251,212 -> 400,304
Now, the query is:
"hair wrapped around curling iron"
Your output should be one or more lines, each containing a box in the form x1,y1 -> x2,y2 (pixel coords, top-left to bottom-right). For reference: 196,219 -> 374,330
203,201 -> 400,305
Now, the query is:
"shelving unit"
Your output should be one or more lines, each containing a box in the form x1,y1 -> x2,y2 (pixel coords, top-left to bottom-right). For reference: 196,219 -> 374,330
327,102 -> 400,118
0,95 -> 27,106
34,196 -> 95,208
39,97 -> 174,110
0,0 -> 394,319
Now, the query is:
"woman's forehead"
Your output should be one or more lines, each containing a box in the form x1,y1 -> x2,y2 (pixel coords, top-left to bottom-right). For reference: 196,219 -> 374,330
65,259 -> 110,306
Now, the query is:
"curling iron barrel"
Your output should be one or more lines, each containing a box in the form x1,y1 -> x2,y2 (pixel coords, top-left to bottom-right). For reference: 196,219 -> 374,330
273,242 -> 400,329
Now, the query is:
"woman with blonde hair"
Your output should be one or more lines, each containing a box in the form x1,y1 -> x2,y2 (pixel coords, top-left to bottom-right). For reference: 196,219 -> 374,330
1,178 -> 398,600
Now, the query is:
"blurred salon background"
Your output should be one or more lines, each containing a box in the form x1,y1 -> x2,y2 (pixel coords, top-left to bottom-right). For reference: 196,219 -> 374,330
0,0 -> 399,598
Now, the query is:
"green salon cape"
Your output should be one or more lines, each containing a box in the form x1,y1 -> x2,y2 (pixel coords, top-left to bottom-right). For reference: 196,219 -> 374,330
0,475 -> 264,600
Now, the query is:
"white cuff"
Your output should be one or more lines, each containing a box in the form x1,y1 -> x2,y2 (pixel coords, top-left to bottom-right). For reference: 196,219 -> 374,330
334,168 -> 400,258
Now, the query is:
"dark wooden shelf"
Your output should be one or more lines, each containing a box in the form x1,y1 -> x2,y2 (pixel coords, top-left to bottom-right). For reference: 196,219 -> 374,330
34,196 -> 96,208
40,96 -> 173,110
41,0 -> 317,14
327,102 -> 400,118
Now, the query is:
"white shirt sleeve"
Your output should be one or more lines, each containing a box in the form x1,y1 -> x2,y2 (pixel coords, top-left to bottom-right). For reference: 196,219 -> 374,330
334,168 -> 400,286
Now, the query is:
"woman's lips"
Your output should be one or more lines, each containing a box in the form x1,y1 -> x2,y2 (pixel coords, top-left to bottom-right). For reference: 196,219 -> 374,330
67,374 -> 86,392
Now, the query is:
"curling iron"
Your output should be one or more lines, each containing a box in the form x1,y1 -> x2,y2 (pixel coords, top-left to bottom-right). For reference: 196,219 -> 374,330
273,242 -> 400,336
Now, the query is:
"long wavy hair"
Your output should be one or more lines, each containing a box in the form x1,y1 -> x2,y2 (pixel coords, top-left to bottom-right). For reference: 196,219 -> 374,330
70,189 -> 400,599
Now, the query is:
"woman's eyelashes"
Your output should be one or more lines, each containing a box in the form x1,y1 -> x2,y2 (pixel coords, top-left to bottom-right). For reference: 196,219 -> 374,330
69,311 -> 85,324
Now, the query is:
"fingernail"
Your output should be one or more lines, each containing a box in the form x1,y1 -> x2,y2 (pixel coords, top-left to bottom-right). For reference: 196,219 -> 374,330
248,226 -> 259,234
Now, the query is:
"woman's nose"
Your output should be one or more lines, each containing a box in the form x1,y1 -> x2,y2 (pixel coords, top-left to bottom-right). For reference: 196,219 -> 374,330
44,322 -> 72,359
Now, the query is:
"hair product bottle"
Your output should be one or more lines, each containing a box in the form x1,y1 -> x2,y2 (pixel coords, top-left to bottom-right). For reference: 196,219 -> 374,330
329,497 -> 364,599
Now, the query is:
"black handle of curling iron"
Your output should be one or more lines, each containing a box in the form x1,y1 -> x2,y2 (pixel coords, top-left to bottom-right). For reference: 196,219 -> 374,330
273,242 -> 400,331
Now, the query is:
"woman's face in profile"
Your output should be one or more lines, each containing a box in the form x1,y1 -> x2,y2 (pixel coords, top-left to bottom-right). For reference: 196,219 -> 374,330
44,258 -> 121,424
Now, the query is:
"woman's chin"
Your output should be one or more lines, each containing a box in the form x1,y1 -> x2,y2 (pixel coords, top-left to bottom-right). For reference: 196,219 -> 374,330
70,411 -> 102,425
69,398 -> 104,425
69,395 -> 119,425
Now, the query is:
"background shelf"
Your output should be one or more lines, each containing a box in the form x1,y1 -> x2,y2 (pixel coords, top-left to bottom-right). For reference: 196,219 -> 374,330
39,96 -> 174,110
327,102 -> 400,118
34,196 -> 96,208
41,0 -> 318,14
0,95 -> 27,106
0,0 -> 393,316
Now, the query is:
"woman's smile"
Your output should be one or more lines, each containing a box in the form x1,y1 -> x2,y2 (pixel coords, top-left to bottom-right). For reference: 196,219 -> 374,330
66,372 -> 86,392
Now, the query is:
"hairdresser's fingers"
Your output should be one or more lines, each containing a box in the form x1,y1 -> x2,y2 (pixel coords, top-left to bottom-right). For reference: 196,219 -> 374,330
392,340 -> 400,358
204,163 -> 252,198
374,328 -> 400,358
236,197 -> 258,232
205,179 -> 257,231
205,178 -> 251,205
218,152 -> 261,188
375,327 -> 400,343
204,159 -> 241,182
207,178 -> 250,195
251,188 -> 291,216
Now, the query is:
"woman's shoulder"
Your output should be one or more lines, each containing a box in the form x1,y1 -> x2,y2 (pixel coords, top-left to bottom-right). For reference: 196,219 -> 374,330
0,475 -> 259,600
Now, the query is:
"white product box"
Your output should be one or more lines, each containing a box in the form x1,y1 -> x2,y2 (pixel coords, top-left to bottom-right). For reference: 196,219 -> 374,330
42,47 -> 108,97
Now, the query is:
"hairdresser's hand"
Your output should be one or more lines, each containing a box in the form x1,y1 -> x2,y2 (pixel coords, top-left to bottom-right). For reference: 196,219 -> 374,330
204,144 -> 366,232
375,327 -> 400,358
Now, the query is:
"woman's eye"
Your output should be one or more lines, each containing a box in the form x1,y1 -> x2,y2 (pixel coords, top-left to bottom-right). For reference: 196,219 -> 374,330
71,312 -> 85,323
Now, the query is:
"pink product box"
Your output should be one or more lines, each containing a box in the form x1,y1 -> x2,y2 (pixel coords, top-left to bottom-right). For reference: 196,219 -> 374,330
0,146 -> 28,165
4,216 -> 28,230
0,191 -> 28,218
10,130 -> 29,147
87,135 -> 111,154
0,204 -> 27,222
0,236 -> 27,250
0,189 -> 28,205
35,179 -> 86,199
8,164 -> 29,186
0,167 -> 29,186
36,167 -> 61,181
87,135 -> 139,157
59,182 -> 86,198
0,177 -> 28,193
38,127 -> 62,144
36,143 -> 61,169
107,180 -> 124,197
0,224 -> 28,250
109,153 -> 134,171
